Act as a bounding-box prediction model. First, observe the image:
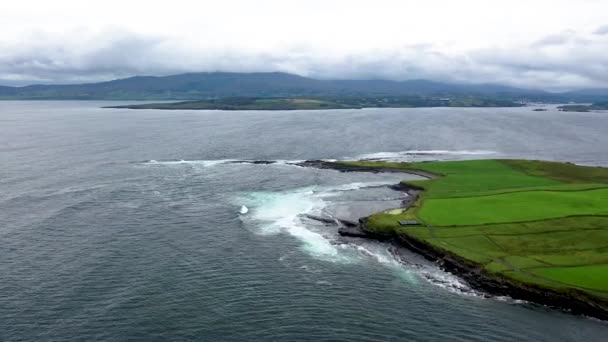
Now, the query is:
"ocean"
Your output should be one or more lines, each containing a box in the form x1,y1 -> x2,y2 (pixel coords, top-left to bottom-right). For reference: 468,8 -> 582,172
1,101 -> 607,341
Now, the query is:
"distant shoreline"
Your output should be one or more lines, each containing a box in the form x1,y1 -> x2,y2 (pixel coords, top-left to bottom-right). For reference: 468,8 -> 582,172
558,102 -> 608,112
104,96 -> 525,110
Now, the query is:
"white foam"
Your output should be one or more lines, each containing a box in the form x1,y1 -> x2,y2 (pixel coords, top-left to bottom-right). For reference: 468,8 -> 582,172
316,280 -> 333,286
354,150 -> 497,162
142,158 -> 308,167
242,187 -> 349,261
330,181 -> 395,191
142,150 -> 496,168
355,245 -> 398,266
147,155 -> 499,296
143,159 -> 237,167
238,182 -> 501,293
274,159 -> 306,165
415,266 -> 484,297
494,296 -> 528,304
240,182 -> 400,262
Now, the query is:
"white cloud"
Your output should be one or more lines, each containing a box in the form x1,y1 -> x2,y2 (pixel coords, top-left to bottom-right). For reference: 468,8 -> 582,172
594,25 -> 608,35
0,0 -> 607,90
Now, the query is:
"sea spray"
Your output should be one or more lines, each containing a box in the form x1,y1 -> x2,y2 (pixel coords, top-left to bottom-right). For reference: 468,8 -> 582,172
237,183 -> 411,267
239,187 -> 349,261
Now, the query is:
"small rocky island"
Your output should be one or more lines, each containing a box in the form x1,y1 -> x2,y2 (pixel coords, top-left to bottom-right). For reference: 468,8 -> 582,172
299,159 -> 608,320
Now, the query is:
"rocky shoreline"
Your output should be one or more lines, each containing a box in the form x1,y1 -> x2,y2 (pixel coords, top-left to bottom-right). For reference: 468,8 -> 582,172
295,160 -> 438,178
353,217 -> 608,320
301,160 -> 608,321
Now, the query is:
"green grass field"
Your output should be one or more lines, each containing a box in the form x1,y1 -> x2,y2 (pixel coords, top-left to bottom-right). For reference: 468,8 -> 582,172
419,188 -> 608,225
346,159 -> 608,301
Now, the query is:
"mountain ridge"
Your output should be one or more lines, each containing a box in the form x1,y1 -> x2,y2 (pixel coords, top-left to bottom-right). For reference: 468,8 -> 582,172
0,71 -> 604,101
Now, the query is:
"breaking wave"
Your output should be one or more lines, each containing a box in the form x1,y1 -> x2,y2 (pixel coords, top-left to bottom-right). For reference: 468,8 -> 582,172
143,159 -> 238,167
140,159 -> 309,167
235,182 -> 489,296
415,266 -> 484,297
139,150 -> 497,168
238,185 -> 354,262
355,150 -> 497,162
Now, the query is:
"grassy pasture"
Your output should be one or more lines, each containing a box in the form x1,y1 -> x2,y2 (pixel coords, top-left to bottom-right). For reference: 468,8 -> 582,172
503,159 -> 608,183
419,188 -> 608,226
528,265 -> 608,291
347,159 -> 608,299
410,159 -> 560,198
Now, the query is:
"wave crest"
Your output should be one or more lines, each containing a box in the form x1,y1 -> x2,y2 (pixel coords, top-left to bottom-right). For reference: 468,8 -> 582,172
355,150 -> 497,162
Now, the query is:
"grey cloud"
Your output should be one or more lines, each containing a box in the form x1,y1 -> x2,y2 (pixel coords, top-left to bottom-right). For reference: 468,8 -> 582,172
0,32 -> 180,83
534,31 -> 574,46
470,31 -> 608,89
1,29 -> 608,91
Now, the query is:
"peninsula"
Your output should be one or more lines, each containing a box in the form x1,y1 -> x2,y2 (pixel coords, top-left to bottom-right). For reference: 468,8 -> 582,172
303,159 -> 608,319
106,96 -> 523,110
558,102 -> 608,112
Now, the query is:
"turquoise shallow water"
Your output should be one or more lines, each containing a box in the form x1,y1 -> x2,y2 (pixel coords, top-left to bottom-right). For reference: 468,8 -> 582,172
1,101 -> 607,341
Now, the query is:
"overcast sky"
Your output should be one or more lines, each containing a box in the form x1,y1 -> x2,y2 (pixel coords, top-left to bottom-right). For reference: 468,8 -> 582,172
1,0 -> 607,90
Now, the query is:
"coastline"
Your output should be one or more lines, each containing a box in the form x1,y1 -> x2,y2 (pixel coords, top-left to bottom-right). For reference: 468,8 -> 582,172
295,160 -> 438,178
103,96 -> 524,111
300,160 -> 608,321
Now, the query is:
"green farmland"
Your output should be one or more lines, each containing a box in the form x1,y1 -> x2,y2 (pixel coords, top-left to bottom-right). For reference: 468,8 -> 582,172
348,159 -> 608,301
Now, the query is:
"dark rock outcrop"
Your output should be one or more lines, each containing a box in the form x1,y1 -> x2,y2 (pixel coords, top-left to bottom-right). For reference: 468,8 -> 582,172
228,160 -> 277,165
338,225 -> 370,238
295,160 -> 437,178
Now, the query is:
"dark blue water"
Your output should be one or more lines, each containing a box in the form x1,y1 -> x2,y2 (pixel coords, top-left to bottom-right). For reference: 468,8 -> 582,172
1,101 -> 607,341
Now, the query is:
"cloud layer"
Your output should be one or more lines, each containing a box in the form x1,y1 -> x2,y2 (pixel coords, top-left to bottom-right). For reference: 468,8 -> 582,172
1,0 -> 607,90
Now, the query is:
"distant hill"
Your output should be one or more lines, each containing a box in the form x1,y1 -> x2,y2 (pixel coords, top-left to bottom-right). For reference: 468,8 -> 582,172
0,72 -> 606,101
562,88 -> 608,98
